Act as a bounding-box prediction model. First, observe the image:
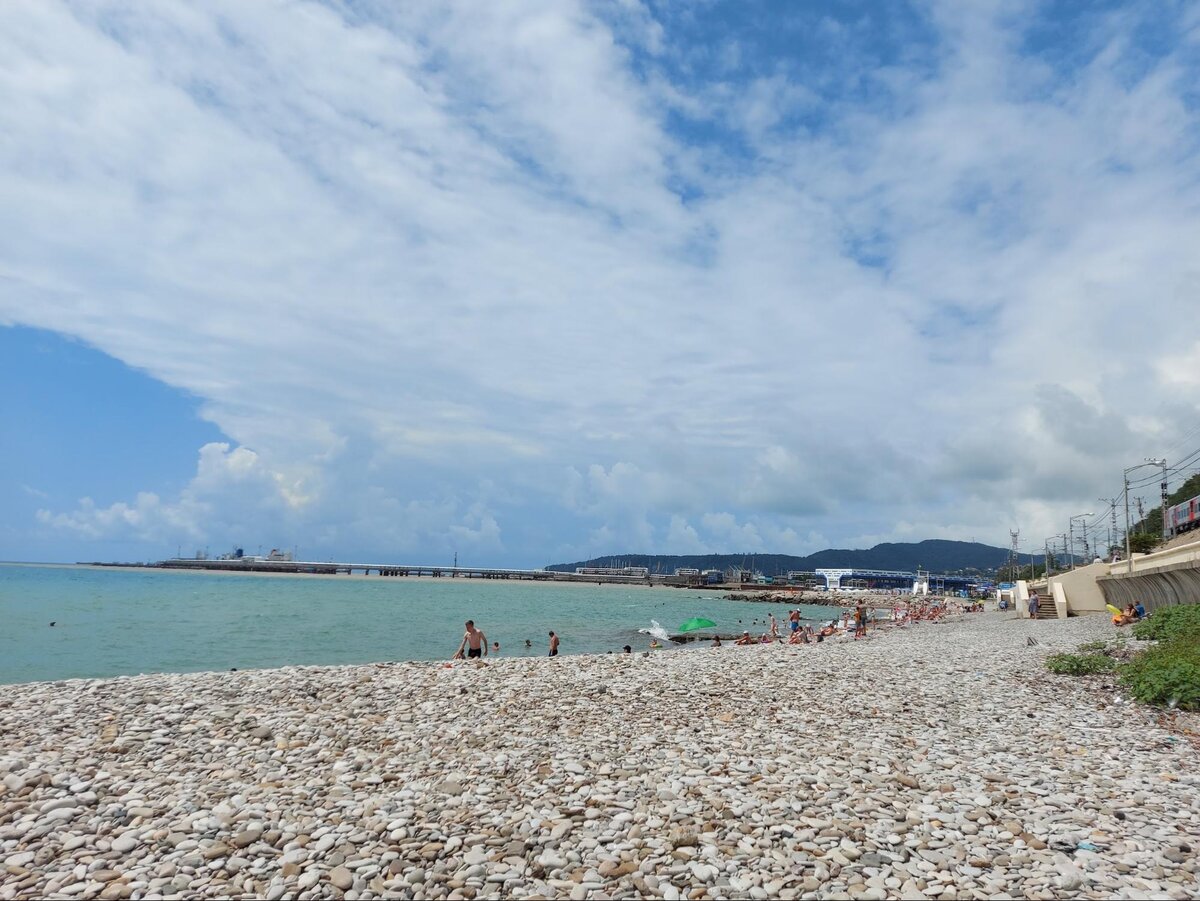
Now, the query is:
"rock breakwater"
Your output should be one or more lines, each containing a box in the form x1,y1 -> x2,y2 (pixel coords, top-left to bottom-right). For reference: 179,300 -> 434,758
2,613 -> 1197,899
723,591 -> 898,608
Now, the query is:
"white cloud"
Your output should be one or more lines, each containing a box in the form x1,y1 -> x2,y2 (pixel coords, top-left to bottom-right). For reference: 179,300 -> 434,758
665,515 -> 709,554
5,0 -> 1200,563
37,443 -> 297,544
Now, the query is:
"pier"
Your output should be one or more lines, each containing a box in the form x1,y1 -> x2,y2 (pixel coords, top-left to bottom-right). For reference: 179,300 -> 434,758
144,558 -> 676,584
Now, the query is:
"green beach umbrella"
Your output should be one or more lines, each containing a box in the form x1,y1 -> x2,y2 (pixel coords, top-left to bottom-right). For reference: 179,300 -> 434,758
678,617 -> 717,633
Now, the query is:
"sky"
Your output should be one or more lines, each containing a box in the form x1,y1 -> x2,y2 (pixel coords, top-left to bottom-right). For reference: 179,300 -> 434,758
2,0 -> 1199,567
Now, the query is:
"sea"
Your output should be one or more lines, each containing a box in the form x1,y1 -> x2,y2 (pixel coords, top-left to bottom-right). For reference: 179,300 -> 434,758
0,563 -> 844,685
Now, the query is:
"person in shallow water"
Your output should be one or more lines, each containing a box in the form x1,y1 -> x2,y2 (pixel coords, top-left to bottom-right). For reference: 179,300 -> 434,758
454,620 -> 488,660
548,631 -> 560,657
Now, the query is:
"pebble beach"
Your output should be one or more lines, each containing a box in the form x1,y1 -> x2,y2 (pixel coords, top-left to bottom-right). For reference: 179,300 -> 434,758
2,612 -> 1197,900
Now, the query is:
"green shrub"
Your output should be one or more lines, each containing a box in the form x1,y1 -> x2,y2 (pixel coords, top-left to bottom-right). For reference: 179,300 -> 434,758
1132,604 -> 1200,642
1111,604 -> 1200,709
1077,639 -> 1110,654
1119,639 -> 1200,710
1046,653 -> 1117,675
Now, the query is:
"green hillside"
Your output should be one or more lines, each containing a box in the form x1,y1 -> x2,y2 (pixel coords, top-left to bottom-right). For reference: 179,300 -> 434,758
547,539 -> 1028,576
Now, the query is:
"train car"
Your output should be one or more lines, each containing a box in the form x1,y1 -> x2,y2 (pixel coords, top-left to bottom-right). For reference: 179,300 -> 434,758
1167,493 -> 1200,537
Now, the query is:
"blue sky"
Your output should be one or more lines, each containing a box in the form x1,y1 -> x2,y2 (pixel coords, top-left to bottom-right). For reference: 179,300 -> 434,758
2,0 -> 1199,565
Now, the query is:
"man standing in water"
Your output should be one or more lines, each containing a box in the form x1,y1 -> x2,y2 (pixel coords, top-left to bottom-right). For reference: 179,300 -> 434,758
455,620 -> 488,659
548,631 -> 560,657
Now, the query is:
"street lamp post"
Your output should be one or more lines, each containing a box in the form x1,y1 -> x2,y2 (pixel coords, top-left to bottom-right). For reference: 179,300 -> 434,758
1124,458 -> 1166,575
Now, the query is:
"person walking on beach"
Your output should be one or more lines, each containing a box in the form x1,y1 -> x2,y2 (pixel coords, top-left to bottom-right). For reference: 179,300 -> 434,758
768,613 -> 780,641
854,604 -> 867,640
1028,591 -> 1039,620
455,621 -> 488,659
789,609 -> 800,635
548,631 -> 560,657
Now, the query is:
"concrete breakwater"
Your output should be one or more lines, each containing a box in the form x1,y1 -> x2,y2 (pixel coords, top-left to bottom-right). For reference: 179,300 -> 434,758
1,613 -> 1197,900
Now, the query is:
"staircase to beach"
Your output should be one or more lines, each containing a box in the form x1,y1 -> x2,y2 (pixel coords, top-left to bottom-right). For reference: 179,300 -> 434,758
1037,594 -> 1059,618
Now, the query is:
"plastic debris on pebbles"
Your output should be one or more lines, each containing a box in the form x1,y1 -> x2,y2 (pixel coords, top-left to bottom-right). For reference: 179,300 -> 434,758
1,612 -> 1197,899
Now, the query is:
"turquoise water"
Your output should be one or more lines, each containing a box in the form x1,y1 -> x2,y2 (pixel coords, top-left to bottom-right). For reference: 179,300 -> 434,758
0,564 -> 842,684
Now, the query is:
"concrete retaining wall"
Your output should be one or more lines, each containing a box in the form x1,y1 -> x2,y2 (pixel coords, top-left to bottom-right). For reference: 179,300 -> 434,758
1097,562 -> 1200,612
1035,561 -> 1110,615
1099,536 -> 1200,612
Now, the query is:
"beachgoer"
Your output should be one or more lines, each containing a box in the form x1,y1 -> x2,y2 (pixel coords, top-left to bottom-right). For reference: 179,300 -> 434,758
1135,601 -> 1146,619
854,604 -> 867,640
768,614 -> 780,639
789,609 -> 800,634
524,639 -> 532,648
491,641 -> 500,655
760,632 -> 772,644
734,631 -> 754,646
548,631 -> 560,657
1028,592 -> 1039,620
455,620 -> 488,660
649,639 -> 662,649
712,635 -> 722,647
623,645 -> 632,654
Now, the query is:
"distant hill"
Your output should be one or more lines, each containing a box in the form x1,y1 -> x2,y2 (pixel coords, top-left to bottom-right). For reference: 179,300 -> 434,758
546,539 -> 1034,576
